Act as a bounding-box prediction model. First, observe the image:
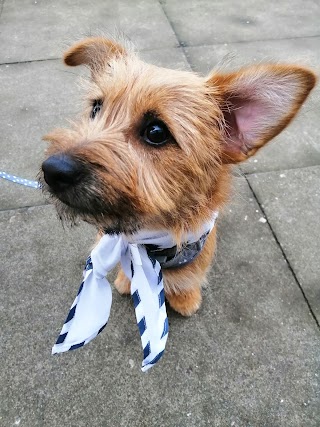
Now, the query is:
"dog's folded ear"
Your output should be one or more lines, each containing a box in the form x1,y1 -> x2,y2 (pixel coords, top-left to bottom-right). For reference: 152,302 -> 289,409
63,37 -> 126,72
207,64 -> 316,163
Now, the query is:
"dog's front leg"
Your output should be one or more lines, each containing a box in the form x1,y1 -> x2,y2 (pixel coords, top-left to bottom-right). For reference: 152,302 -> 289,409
164,228 -> 217,316
114,228 -> 217,316
114,267 -> 131,294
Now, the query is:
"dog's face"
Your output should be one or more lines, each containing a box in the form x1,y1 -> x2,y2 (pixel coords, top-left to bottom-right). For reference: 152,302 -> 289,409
40,37 -> 316,235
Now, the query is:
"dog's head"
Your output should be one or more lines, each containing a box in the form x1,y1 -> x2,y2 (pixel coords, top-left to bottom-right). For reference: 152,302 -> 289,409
40,37 -> 316,235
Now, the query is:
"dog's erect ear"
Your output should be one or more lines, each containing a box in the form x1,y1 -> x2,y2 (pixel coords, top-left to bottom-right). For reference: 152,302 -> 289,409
63,37 -> 126,71
207,64 -> 316,163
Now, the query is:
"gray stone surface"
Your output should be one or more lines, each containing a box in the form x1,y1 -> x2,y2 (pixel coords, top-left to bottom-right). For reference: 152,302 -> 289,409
1,180 -> 319,427
0,48 -> 189,210
0,0 -> 178,64
118,0 -> 178,51
140,46 -> 190,70
0,0 -> 117,63
185,37 -> 320,174
248,166 -> 320,323
1,1 -> 319,426
0,60 -> 83,209
161,0 -> 320,46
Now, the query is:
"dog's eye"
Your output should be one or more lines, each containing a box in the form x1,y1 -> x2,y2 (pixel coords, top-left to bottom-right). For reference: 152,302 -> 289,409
91,100 -> 103,119
142,121 -> 170,146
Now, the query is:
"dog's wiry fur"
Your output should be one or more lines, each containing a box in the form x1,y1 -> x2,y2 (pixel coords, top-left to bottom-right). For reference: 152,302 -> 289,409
40,37 -> 316,316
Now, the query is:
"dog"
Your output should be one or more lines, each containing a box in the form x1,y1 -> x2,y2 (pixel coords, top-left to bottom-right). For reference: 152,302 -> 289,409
40,37 -> 316,317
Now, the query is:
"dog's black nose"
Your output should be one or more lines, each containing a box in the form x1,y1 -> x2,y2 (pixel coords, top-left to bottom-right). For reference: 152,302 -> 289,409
42,154 -> 84,191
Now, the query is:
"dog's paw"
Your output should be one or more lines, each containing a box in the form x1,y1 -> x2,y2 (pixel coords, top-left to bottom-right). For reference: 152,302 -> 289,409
114,269 -> 131,295
166,288 -> 202,316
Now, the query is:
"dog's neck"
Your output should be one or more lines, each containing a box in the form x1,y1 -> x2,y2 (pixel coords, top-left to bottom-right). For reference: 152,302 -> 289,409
114,211 -> 219,268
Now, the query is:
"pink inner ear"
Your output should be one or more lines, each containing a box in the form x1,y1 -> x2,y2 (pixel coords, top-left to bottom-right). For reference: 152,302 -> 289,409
216,65 -> 315,159
224,97 -> 271,154
236,101 -> 264,133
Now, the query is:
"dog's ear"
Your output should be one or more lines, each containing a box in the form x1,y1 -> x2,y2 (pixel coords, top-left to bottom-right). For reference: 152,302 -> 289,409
207,64 -> 316,163
63,37 -> 126,71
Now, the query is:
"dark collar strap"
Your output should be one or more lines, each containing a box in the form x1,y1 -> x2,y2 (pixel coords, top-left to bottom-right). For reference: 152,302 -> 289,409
145,230 -> 210,269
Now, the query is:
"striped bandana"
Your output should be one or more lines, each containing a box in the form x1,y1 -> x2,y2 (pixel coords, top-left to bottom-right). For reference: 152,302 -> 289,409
52,213 -> 218,371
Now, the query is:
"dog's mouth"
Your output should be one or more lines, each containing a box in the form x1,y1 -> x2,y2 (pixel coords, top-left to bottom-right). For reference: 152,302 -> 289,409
40,179 -> 142,234
39,154 -> 142,234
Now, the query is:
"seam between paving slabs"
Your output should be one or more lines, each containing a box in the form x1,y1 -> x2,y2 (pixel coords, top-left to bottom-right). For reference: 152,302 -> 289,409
0,57 -> 61,66
0,0 -> 5,20
0,202 -> 49,213
177,34 -> 320,50
0,46 -> 187,67
245,175 -> 320,329
156,2 -> 320,48
158,0 -> 189,52
243,164 -> 320,176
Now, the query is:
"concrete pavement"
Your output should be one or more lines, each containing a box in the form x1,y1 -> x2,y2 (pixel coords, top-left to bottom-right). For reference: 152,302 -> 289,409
1,1 -> 319,426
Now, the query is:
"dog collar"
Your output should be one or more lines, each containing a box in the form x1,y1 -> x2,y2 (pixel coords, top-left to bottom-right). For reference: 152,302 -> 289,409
52,213 -> 218,371
145,229 -> 211,268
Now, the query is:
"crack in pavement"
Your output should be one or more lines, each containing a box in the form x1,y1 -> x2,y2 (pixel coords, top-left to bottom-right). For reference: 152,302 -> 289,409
245,174 -> 320,330
0,0 -> 5,20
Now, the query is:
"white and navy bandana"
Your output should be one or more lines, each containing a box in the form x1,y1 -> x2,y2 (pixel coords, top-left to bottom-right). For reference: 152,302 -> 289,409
52,213 -> 218,371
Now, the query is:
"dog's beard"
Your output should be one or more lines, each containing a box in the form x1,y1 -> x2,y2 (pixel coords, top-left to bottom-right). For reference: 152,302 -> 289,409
39,175 -> 142,234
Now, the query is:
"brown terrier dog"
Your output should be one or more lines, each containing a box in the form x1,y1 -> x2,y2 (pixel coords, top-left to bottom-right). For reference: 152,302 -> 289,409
40,37 -> 316,316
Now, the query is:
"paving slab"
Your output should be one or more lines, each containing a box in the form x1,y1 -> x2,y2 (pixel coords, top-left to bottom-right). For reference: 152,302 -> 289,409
0,47 -> 189,210
140,46 -> 190,70
1,178 -> 319,427
248,165 -> 320,324
161,0 -> 320,47
185,36 -> 320,174
0,0 -> 178,64
0,60 -> 84,209
118,0 -> 178,51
